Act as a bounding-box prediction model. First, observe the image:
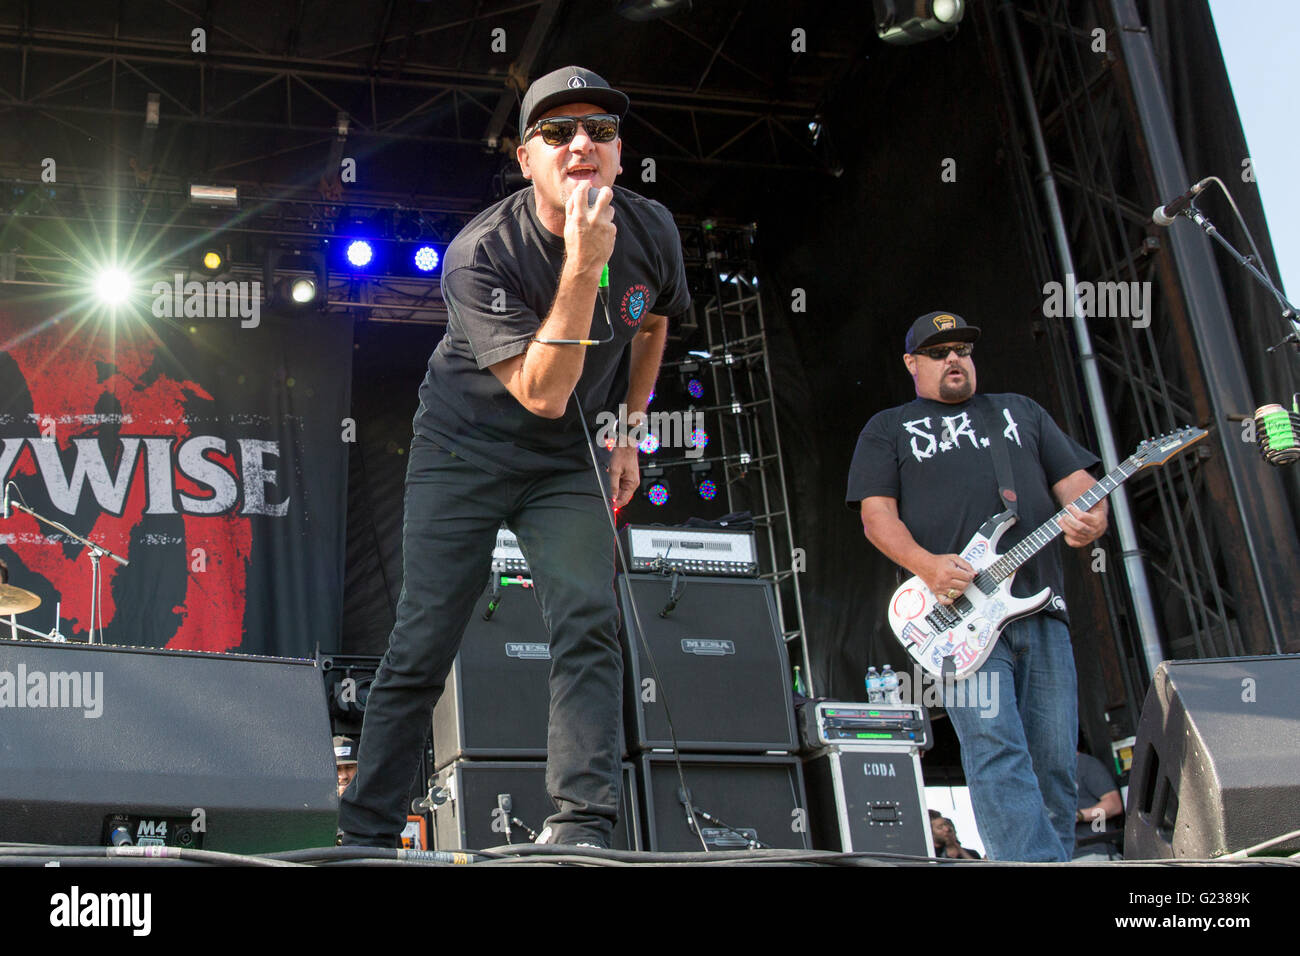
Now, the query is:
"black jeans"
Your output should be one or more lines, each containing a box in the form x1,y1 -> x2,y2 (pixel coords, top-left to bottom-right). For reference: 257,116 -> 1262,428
338,435 -> 623,847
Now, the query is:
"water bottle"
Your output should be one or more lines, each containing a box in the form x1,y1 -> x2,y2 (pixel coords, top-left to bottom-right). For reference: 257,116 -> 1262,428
882,664 -> 900,704
865,666 -> 883,704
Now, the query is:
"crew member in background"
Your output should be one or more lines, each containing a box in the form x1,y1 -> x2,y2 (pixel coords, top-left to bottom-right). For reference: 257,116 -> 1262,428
929,810 -> 981,860
1074,743 -> 1124,860
847,311 -> 1108,862
334,735 -> 358,798
338,66 -> 689,850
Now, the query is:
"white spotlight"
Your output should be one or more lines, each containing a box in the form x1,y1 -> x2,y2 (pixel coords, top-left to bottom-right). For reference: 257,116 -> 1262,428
290,277 -> 317,303
94,268 -> 132,306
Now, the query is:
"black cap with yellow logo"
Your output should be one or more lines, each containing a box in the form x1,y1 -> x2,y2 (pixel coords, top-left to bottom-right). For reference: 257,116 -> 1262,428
905,311 -> 981,353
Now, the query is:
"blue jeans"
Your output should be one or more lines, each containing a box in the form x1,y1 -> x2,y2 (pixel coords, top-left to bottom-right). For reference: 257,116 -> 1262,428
338,436 -> 623,847
943,614 -> 1078,862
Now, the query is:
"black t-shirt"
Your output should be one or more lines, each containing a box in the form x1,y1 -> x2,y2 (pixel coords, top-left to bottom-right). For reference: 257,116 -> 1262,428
845,393 -> 1099,622
413,184 -> 690,476
1075,751 -> 1122,843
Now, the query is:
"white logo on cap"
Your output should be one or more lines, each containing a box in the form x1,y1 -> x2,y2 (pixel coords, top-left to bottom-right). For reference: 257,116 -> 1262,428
568,75 -> 587,89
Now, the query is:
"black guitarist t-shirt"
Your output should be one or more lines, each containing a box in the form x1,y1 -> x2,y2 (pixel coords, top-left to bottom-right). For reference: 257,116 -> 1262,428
845,393 -> 1099,623
414,184 -> 690,477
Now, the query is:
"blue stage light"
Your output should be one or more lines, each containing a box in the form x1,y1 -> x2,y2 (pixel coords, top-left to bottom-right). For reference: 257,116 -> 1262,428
687,378 -> 704,399
346,240 -> 374,268
647,483 -> 669,506
414,246 -> 440,272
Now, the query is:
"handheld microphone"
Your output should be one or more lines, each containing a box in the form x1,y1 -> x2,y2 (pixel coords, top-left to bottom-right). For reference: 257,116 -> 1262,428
587,187 -> 612,301
1152,178 -> 1210,226
533,188 -> 613,347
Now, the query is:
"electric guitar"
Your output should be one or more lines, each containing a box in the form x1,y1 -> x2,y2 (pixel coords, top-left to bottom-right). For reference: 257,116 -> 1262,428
887,427 -> 1207,680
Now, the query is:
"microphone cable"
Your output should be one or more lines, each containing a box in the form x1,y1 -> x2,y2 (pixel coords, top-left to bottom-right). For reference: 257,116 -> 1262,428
570,385 -> 711,853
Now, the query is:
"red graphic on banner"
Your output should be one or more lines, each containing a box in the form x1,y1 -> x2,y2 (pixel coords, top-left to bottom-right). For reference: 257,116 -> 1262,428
2,321 -> 251,651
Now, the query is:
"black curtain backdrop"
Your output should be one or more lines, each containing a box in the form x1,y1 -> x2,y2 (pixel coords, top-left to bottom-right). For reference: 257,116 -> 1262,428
0,296 -> 352,658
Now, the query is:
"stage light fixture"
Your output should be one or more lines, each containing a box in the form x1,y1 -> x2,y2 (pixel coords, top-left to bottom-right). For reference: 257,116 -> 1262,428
691,462 -> 717,501
638,431 -> 660,455
265,245 -> 328,311
689,426 -> 709,451
641,467 -> 670,506
874,0 -> 964,45
346,240 -> 374,268
290,278 -> 317,303
94,268 -> 132,307
413,245 -> 440,272
615,0 -> 690,21
679,361 -> 706,400
189,183 -> 239,208
201,250 -> 223,272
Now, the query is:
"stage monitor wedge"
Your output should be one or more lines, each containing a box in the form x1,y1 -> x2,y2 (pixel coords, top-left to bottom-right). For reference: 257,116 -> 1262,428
0,640 -> 338,854
1126,655 -> 1300,859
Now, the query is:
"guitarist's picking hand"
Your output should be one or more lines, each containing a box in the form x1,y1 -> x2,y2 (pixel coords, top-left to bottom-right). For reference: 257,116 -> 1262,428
1058,502 -> 1107,548
926,554 -> 975,605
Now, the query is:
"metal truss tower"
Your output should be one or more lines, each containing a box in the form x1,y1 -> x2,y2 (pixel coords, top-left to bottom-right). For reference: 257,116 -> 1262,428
675,220 -> 813,693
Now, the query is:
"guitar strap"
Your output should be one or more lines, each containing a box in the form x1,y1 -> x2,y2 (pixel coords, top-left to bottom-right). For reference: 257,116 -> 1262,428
972,394 -> 1018,518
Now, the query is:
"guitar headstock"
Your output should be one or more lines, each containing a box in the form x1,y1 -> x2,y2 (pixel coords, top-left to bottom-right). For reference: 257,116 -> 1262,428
1131,426 -> 1208,470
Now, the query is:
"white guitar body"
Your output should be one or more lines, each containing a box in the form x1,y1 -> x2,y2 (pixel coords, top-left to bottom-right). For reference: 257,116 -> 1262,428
888,511 -> 1052,680
883,427 -> 1207,681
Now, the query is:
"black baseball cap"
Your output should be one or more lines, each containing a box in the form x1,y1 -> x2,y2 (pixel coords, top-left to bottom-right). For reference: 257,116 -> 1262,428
518,66 -> 629,141
905,311 -> 981,353
333,735 -> 358,765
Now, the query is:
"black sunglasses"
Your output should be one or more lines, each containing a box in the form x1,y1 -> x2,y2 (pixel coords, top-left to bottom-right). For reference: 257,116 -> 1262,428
524,114 -> 620,147
913,343 -> 974,360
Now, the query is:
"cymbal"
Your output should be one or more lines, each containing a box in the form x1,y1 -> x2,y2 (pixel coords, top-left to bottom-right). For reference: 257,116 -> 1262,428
0,584 -> 41,615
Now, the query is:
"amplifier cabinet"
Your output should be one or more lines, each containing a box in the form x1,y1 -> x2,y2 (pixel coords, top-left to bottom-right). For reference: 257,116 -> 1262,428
620,575 -> 796,753
432,584 -> 555,767
432,584 -> 629,767
638,753 -> 810,852
430,760 -> 640,851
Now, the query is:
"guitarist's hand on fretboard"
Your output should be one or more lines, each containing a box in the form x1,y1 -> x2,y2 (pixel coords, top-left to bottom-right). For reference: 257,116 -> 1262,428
923,553 -> 976,605
1052,469 -> 1111,548
1057,502 -> 1108,548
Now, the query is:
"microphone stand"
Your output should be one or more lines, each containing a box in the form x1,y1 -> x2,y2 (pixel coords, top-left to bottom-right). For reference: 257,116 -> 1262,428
7,500 -> 129,644
1176,201 -> 1300,351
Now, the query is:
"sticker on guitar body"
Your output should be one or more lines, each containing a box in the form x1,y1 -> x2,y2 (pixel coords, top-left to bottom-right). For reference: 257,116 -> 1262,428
892,588 -> 927,621
931,638 -> 979,672
900,622 -> 928,647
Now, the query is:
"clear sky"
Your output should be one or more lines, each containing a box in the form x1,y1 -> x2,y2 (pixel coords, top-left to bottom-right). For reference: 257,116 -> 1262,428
1207,1 -> 1298,304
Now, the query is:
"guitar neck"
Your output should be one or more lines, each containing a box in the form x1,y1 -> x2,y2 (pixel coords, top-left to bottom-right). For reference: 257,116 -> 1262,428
985,456 -> 1139,583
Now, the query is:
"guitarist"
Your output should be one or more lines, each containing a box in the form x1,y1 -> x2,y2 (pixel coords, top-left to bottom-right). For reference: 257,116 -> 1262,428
846,311 -> 1108,862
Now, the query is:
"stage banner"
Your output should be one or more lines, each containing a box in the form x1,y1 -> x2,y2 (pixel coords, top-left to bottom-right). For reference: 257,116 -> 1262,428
0,295 -> 353,658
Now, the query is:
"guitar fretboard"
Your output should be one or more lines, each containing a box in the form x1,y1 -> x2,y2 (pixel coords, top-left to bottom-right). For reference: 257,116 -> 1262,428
978,455 -> 1139,588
